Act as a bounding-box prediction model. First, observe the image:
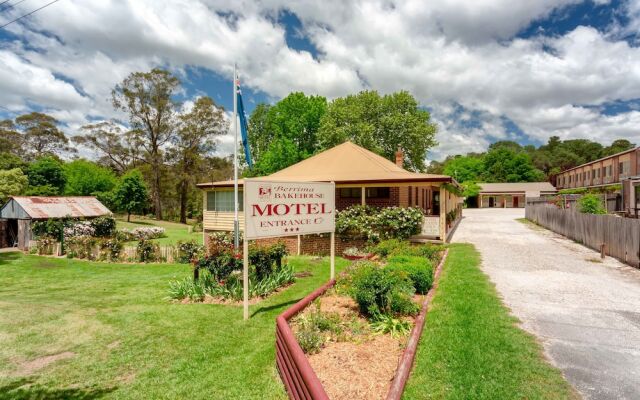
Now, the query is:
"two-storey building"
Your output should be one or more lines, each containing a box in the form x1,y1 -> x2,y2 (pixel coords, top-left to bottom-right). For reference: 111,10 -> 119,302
554,147 -> 640,215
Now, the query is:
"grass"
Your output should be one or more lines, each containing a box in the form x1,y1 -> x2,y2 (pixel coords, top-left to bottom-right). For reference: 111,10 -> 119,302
403,243 -> 577,400
115,215 -> 203,245
0,252 -> 348,399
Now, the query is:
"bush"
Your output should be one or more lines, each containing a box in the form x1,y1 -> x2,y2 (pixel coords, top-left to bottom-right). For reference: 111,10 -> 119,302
120,227 -> 166,241
371,239 -> 444,263
100,238 -> 123,262
295,328 -> 324,354
197,251 -> 241,281
65,236 -> 98,259
137,239 -> 160,262
63,221 -> 95,239
335,205 -> 424,242
177,240 -> 204,264
348,262 -> 416,318
36,236 -> 58,255
90,216 -> 117,237
578,194 -> 606,214
32,219 -> 67,240
386,255 -> 434,294
370,315 -> 411,337
248,242 -> 289,281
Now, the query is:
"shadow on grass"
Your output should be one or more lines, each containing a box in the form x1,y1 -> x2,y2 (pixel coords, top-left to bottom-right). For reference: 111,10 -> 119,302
250,298 -> 300,318
0,378 -> 116,400
0,251 -> 22,265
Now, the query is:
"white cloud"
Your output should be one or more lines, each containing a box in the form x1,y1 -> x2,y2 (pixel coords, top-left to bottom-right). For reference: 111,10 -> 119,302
1,0 -> 640,161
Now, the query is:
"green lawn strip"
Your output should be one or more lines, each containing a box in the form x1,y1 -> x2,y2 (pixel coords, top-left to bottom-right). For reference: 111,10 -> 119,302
0,253 -> 348,399
403,243 -> 577,400
115,216 -> 203,246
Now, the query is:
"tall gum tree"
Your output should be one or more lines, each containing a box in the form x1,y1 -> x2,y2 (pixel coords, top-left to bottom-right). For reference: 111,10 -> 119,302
112,69 -> 179,220
170,96 -> 227,223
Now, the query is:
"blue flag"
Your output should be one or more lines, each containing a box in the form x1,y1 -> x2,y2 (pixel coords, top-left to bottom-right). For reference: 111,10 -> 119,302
236,88 -> 253,168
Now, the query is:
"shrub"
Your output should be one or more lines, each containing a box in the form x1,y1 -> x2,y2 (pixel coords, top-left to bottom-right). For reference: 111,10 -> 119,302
36,236 -> 57,255
100,238 -> 123,262
372,239 -> 444,263
386,255 -> 434,294
32,219 -> 67,240
295,328 -> 324,354
90,216 -> 117,237
65,235 -> 98,259
120,227 -> 166,241
177,240 -> 204,264
137,239 -> 160,262
371,239 -> 407,257
372,206 -> 424,240
578,194 -> 606,214
248,242 -> 289,281
63,221 -> 95,239
348,262 -> 416,318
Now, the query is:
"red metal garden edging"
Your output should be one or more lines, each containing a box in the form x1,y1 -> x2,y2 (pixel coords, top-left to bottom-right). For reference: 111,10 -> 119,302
275,248 -> 449,400
276,279 -> 335,400
385,248 -> 449,400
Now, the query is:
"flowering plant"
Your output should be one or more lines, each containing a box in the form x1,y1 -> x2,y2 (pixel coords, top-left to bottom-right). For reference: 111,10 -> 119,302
119,227 -> 166,241
63,221 -> 95,239
336,205 -> 423,241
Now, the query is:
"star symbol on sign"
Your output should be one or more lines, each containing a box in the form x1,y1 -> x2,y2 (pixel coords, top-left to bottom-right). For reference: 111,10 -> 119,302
284,228 -> 289,232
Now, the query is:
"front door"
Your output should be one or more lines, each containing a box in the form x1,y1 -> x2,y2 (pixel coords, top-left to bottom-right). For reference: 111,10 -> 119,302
513,196 -> 519,208
489,197 -> 495,208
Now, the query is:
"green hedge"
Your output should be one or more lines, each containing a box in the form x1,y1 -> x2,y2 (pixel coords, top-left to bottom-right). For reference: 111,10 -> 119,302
386,255 -> 434,294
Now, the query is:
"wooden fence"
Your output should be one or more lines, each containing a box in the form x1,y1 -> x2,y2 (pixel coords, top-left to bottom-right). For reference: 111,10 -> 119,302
525,200 -> 640,267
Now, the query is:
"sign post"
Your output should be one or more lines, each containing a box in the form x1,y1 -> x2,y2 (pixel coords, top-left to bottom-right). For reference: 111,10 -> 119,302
243,179 -> 336,320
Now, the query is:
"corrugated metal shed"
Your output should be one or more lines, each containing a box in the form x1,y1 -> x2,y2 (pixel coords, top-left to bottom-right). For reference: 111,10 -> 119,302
0,196 -> 111,220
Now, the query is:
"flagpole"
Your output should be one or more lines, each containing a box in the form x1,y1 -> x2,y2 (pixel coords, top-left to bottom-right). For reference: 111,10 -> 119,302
233,64 -> 239,250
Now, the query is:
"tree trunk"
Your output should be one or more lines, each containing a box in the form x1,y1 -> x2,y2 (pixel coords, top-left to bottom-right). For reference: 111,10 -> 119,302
179,179 -> 188,224
127,212 -> 131,222
153,163 -> 163,220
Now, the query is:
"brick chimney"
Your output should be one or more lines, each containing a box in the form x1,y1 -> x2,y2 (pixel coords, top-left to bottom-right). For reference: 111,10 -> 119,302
395,147 -> 404,167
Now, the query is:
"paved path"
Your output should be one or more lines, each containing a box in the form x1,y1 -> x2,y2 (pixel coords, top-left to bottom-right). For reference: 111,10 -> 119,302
453,208 -> 640,400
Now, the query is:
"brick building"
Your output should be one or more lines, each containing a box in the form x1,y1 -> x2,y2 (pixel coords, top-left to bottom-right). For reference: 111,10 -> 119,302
554,147 -> 640,215
197,141 -> 463,246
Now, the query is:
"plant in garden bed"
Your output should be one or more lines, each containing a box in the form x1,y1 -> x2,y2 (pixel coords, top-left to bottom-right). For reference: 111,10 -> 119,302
65,235 -> 99,260
168,241 -> 293,302
335,205 -> 424,242
120,226 -> 166,241
36,236 -> 58,255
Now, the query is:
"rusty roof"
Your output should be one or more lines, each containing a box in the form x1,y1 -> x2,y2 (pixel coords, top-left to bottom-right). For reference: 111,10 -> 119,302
8,196 -> 112,219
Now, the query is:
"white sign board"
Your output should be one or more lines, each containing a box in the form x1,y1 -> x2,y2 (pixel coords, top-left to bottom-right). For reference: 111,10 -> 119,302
244,180 -> 335,239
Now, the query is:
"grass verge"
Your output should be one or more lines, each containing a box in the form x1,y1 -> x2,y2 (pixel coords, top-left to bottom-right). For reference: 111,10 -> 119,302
403,243 -> 577,400
0,253 -> 348,399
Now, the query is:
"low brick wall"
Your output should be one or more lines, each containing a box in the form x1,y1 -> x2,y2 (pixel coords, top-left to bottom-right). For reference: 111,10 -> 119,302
206,233 -> 369,256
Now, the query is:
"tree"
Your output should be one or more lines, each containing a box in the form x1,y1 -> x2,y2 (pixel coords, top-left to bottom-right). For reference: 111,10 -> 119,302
318,90 -> 437,171
0,168 -> 28,203
247,93 -> 327,175
0,152 -> 27,171
602,139 -> 635,157
578,194 -> 606,214
112,68 -> 180,220
113,169 -> 148,222
73,121 -> 141,173
15,112 -> 74,157
442,156 -> 484,183
26,156 -> 66,195
64,160 -> 117,196
170,96 -> 227,223
482,148 -> 545,182
0,119 -> 23,155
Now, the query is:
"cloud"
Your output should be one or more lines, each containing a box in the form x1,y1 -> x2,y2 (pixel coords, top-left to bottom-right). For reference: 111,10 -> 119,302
1,0 -> 640,161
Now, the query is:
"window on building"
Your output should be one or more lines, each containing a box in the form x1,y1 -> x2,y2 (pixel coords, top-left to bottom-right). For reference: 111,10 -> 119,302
408,186 -> 413,205
339,188 -> 362,198
206,190 -> 243,212
365,187 -> 390,199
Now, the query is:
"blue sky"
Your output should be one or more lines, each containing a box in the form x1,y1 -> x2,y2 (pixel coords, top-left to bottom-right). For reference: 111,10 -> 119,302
1,0 -> 640,160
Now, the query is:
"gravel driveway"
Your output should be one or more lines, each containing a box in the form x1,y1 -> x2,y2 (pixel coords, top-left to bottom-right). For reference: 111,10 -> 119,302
452,208 -> 640,400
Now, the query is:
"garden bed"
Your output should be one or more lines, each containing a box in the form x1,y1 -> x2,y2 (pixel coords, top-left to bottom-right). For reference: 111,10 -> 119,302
279,239 -> 446,400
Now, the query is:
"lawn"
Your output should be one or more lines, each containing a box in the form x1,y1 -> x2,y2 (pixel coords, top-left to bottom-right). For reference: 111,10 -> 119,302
403,243 -> 577,400
115,216 -> 203,245
0,252 -> 348,399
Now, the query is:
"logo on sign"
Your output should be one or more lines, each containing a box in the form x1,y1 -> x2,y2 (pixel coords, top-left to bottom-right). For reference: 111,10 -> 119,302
258,185 -> 272,200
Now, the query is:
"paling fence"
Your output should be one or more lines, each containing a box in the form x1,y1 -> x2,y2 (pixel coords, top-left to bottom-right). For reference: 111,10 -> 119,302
526,199 -> 640,268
